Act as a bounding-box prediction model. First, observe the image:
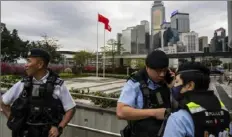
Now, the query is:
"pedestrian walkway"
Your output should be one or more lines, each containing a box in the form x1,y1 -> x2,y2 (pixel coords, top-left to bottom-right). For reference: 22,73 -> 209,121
216,85 -> 232,110
210,76 -> 232,111
220,82 -> 232,98
65,76 -> 125,91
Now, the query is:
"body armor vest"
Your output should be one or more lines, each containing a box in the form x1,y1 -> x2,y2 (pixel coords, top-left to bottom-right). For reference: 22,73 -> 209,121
179,90 -> 231,137
26,71 -> 65,126
128,69 -> 171,137
7,70 -> 65,133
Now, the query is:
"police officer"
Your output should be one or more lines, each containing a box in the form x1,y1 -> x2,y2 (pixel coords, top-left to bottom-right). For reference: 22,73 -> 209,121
163,62 -> 231,137
0,48 -> 76,137
117,50 -> 174,137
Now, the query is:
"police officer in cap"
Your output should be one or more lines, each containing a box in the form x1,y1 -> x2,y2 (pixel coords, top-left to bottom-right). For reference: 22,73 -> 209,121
117,50 -> 175,137
163,62 -> 231,137
0,48 -> 76,137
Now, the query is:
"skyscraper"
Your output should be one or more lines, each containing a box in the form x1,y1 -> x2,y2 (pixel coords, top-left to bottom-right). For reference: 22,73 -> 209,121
121,27 -> 134,54
116,33 -> 122,54
140,20 -> 149,33
160,22 -> 171,51
140,20 -> 150,51
199,36 -> 208,52
121,24 -> 146,55
151,1 -> 165,51
180,31 -> 199,53
161,22 -> 171,29
210,28 -> 227,52
170,11 -> 190,33
228,1 -> 232,48
131,25 -> 146,54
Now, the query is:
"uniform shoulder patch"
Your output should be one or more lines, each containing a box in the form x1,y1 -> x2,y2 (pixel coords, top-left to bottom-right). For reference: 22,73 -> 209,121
54,78 -> 64,86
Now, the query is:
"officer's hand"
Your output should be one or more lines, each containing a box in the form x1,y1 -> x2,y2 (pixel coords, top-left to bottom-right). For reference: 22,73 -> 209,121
165,69 -> 175,88
49,126 -> 59,137
153,108 -> 166,120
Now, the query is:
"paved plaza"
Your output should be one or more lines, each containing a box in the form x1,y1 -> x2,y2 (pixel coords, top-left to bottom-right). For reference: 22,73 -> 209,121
65,76 -> 126,93
1,76 -> 231,110
69,76 -> 232,110
210,76 -> 232,111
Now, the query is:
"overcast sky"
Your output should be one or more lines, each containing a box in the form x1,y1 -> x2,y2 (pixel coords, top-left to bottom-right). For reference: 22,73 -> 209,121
1,1 -> 228,52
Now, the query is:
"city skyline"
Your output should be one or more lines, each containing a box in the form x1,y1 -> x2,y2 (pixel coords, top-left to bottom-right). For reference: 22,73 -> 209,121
1,1 -> 229,52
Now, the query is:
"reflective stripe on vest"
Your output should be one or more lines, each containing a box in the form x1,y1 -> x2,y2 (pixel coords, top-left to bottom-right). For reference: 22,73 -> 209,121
186,101 -> 227,114
186,102 -> 206,114
219,101 -> 228,111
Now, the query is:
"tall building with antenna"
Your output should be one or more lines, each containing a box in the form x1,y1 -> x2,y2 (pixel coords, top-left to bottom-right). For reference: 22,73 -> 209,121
150,1 -> 166,51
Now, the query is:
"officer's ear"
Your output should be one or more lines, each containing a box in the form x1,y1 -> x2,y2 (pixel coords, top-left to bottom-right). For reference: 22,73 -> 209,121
185,81 -> 195,91
37,58 -> 45,69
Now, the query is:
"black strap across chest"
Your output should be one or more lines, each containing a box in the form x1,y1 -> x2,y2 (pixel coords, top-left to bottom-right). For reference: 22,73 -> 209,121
21,71 -> 64,99
129,69 -> 171,109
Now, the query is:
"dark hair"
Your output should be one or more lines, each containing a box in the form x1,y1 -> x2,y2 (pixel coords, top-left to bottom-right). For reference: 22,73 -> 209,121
42,58 -> 49,67
145,50 -> 169,69
36,57 -> 49,67
177,62 -> 210,90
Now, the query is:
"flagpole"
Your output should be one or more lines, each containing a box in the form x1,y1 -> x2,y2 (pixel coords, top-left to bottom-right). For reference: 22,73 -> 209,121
96,13 -> 99,77
103,29 -> 106,78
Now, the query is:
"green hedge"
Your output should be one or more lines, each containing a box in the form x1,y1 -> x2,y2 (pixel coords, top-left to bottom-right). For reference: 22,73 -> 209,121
0,73 -> 89,89
0,75 -> 21,89
70,88 -> 120,108
59,73 -> 84,79
0,74 -> 122,108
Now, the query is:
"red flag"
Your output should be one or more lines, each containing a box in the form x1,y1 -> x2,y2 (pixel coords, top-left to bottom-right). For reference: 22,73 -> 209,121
105,24 -> 111,32
98,14 -> 109,26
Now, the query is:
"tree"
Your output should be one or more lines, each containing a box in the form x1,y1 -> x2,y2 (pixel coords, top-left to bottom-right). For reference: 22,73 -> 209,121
202,58 -> 222,68
190,56 -> 195,63
101,39 -> 125,72
73,50 -> 93,69
1,26 -> 30,62
223,63 -> 232,70
137,59 -> 145,69
28,34 -> 62,64
210,58 -> 222,67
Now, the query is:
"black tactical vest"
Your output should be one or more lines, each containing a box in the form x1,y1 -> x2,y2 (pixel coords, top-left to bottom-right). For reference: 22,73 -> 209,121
7,70 -> 65,132
179,90 -> 231,137
26,71 -> 65,127
128,69 -> 171,137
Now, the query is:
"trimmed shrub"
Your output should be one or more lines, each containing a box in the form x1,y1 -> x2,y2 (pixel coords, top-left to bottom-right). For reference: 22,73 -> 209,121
1,63 -> 26,76
64,68 -> 72,73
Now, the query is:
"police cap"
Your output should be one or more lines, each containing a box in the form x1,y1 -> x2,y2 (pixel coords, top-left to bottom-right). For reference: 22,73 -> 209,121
145,50 -> 169,69
27,48 -> 50,63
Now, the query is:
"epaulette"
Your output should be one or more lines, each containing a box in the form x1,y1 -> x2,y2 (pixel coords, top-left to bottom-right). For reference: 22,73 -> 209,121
127,70 -> 138,82
54,78 -> 64,86
128,69 -> 147,83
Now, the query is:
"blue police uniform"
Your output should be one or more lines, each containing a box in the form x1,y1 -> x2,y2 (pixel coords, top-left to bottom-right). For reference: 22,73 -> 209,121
118,79 -> 160,109
163,110 -> 194,137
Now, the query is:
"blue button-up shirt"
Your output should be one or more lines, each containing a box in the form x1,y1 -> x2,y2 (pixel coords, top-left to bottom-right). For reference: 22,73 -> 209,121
118,79 -> 160,109
163,109 -> 195,137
